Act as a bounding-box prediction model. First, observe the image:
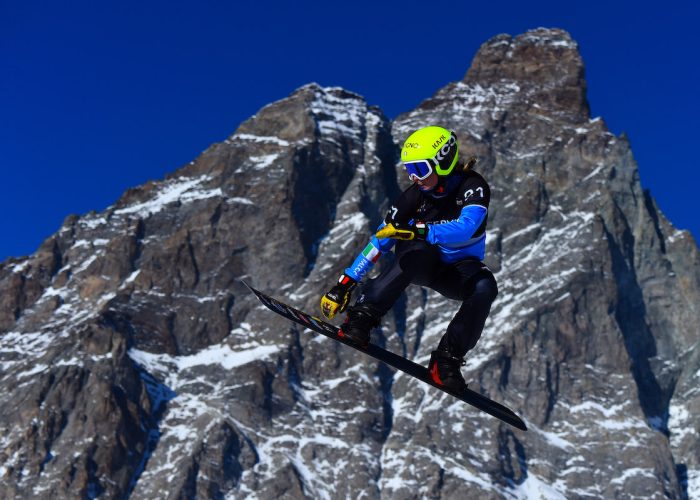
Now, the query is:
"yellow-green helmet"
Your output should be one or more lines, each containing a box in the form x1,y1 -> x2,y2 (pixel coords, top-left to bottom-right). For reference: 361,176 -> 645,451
401,126 -> 459,177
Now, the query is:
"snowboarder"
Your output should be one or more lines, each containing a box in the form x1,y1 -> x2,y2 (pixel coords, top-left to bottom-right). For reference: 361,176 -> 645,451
320,126 -> 497,392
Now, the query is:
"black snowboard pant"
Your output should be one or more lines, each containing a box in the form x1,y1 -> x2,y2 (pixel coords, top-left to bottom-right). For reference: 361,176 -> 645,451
356,240 -> 498,358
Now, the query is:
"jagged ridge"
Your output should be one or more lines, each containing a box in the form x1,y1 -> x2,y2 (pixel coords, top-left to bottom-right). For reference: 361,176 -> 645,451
0,28 -> 698,499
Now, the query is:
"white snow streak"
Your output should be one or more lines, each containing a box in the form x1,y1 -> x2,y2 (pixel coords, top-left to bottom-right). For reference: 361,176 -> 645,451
231,133 -> 291,147
129,343 -> 282,375
249,154 -> 279,170
114,175 -> 221,217
507,473 -> 568,500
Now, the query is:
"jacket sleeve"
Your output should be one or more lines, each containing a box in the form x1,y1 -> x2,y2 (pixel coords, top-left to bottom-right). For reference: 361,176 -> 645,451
343,185 -> 417,281
426,205 -> 487,245
344,222 -> 396,281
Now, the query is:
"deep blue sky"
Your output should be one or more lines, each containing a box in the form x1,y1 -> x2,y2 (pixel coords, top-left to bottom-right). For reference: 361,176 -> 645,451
2,1 -> 698,261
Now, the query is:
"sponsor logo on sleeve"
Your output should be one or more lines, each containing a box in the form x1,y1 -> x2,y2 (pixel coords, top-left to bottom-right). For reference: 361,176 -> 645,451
352,258 -> 371,277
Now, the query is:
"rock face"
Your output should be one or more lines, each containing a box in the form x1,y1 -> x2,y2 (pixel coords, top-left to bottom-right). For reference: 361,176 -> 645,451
0,28 -> 698,499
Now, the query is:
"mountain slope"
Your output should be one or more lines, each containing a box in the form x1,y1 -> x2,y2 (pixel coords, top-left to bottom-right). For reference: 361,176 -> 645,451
1,28 -> 698,499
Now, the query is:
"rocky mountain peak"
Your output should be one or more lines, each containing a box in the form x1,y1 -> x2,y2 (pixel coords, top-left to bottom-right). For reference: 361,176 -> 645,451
233,83 -> 370,145
466,27 -> 589,123
1,29 -> 698,499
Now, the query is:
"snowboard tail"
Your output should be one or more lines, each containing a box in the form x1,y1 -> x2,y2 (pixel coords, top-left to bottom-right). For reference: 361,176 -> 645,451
242,281 -> 526,431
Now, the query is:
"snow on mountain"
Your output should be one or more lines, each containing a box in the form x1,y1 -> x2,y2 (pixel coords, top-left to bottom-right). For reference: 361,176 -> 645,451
0,28 -> 698,499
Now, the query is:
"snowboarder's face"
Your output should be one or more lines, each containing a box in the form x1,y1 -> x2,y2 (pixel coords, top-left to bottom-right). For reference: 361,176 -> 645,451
415,171 -> 438,191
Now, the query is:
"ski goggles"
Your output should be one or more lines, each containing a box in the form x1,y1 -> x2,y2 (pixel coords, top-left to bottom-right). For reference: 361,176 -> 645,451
404,159 -> 435,181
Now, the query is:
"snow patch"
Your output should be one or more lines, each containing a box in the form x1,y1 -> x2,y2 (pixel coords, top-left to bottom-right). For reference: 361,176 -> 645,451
249,154 -> 280,170
231,133 -> 291,147
526,420 -> 574,451
581,164 -> 604,183
115,175 -> 220,217
609,467 -> 656,485
502,222 -> 541,243
309,86 -> 371,144
227,197 -> 255,206
129,342 -> 282,376
669,400 -> 694,448
507,472 -> 568,499
666,229 -> 688,245
687,469 -> 700,499
7,260 -> 31,274
79,216 -> 108,229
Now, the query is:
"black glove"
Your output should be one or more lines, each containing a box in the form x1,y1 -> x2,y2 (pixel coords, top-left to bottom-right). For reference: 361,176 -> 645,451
320,273 -> 357,319
375,221 -> 428,241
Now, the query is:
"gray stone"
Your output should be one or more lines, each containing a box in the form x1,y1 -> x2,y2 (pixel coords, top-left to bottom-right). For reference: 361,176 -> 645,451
0,28 -> 698,499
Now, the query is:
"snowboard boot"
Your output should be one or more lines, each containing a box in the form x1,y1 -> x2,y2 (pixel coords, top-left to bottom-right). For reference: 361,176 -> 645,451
428,348 -> 468,392
338,305 -> 380,348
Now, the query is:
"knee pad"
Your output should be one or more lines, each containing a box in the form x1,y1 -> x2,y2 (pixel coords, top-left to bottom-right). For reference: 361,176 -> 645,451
473,273 -> 498,304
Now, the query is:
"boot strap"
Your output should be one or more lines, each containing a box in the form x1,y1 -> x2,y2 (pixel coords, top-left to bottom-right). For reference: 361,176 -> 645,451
432,349 -> 466,366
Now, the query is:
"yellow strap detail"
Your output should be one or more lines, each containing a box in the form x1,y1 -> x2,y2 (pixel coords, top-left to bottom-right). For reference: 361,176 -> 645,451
375,223 -> 415,241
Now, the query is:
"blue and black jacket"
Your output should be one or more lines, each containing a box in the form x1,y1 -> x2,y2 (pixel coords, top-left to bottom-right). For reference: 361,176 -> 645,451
345,170 -> 491,282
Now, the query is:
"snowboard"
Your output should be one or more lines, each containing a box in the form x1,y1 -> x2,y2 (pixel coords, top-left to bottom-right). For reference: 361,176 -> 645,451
242,281 -> 527,431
